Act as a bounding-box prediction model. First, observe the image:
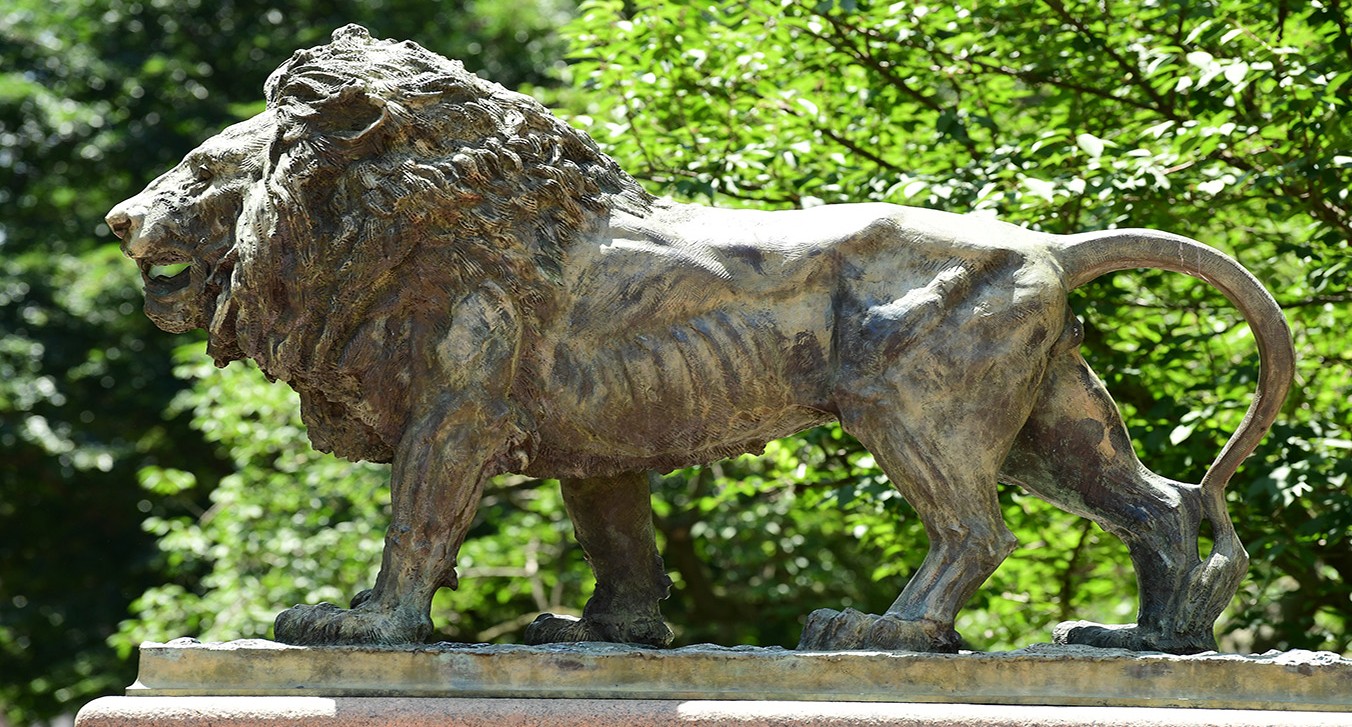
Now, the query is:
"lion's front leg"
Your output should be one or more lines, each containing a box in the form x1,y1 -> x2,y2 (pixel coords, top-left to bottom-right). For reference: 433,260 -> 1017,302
273,405 -> 509,645
274,284 -> 526,646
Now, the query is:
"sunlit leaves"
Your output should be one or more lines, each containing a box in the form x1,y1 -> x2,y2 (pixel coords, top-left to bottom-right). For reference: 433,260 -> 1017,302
0,1 -> 582,723
4,3 -> 1344,724
564,0 -> 1350,654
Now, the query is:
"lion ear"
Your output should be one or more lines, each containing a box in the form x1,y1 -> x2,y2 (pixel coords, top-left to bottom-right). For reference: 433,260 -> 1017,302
286,81 -> 390,145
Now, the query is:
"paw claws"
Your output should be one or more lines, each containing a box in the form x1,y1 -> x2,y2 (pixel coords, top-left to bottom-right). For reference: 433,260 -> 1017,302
524,613 -> 673,647
1053,620 -> 1215,654
798,608 -> 960,653
273,601 -> 431,646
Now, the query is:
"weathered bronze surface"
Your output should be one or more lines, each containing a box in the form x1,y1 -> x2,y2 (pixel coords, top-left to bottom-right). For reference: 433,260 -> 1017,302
106,26 -> 1295,654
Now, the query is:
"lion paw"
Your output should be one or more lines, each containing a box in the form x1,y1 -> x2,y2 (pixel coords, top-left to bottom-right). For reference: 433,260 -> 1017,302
523,613 -> 673,647
349,589 -> 374,608
797,608 -> 961,652
797,607 -> 875,650
1053,620 -> 1216,655
273,602 -> 432,646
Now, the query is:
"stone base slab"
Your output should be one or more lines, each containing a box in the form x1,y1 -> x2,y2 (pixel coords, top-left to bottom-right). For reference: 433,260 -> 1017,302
123,640 -> 1352,712
76,696 -> 1352,727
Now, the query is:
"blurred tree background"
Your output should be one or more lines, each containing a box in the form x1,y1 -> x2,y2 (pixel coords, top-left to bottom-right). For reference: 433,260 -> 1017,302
0,1 -> 574,722
1,0 -> 1348,723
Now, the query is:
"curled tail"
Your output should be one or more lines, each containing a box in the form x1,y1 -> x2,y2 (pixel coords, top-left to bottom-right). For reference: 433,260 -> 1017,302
1053,228 -> 1295,498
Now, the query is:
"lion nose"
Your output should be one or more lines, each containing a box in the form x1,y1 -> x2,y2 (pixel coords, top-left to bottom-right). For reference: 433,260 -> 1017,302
106,208 -> 130,239
105,200 -> 144,251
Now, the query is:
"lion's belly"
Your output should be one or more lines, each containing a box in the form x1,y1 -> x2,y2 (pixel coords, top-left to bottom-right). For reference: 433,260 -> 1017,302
525,307 -> 836,478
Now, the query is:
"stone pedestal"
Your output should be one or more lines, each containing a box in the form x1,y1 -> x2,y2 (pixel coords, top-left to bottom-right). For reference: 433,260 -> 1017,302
74,696 -> 1352,726
74,640 -> 1352,726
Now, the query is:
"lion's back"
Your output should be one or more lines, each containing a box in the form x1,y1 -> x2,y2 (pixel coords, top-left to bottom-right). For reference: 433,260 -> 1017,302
526,202 -> 1056,476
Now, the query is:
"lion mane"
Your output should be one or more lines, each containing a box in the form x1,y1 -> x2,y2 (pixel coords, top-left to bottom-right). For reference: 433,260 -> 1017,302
219,25 -> 654,461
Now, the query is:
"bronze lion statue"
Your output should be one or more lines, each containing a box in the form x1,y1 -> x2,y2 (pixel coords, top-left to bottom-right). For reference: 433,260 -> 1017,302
107,26 -> 1294,654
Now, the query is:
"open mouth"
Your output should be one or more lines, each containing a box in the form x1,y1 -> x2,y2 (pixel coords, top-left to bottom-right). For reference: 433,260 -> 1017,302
139,256 -> 195,297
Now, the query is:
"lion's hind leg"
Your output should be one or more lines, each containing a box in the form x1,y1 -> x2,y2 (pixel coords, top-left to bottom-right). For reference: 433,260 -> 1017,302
1002,347 -> 1243,654
797,403 -> 1026,653
800,359 -> 1052,652
524,472 -> 674,647
798,268 -> 1066,653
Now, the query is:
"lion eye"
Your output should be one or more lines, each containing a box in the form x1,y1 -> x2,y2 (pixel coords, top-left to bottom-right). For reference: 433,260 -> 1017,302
193,164 -> 213,182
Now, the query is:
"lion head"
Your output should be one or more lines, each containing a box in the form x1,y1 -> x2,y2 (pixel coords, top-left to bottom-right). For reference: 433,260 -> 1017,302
111,25 -> 654,462
106,110 -> 273,350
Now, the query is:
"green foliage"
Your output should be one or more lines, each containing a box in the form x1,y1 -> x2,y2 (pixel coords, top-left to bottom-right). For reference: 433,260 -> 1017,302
0,1 -> 573,723
3,0 -> 1349,723
111,346 -> 389,649
563,0 -> 1350,652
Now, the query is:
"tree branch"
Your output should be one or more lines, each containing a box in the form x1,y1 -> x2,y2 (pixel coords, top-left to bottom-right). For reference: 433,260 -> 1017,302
1276,293 -> 1352,309
640,168 -> 800,205
1217,150 -> 1352,239
1039,0 -> 1178,116
800,13 -> 984,158
965,56 -> 1171,117
815,126 -> 905,174
812,13 -> 946,115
